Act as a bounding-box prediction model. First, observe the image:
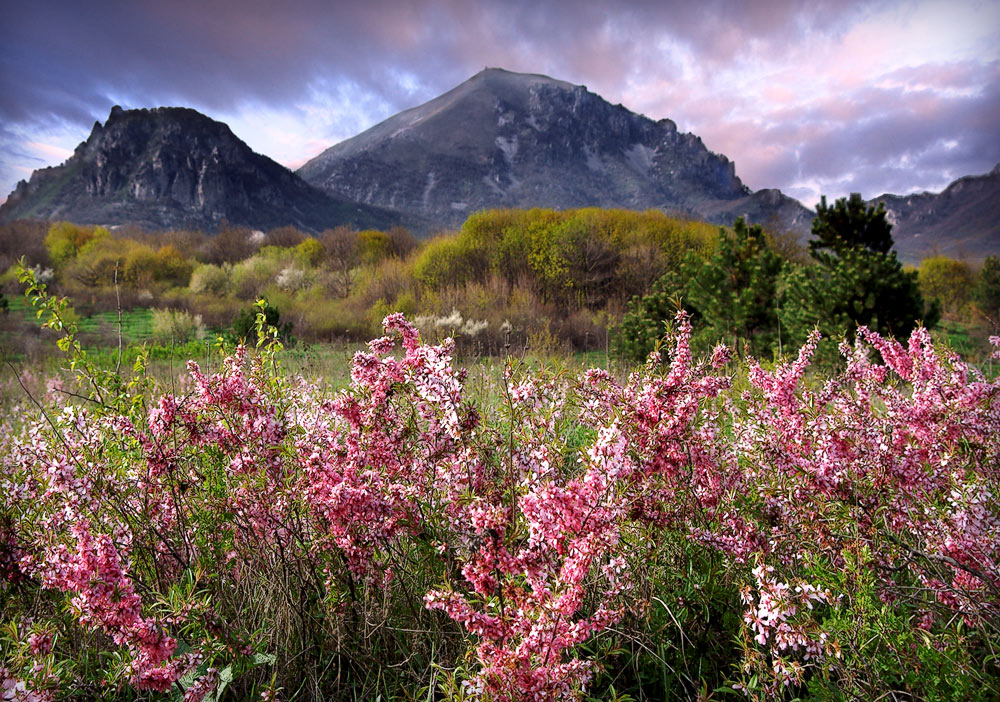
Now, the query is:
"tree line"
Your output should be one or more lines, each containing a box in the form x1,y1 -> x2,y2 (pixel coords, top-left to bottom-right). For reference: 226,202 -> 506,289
1,202 -> 997,361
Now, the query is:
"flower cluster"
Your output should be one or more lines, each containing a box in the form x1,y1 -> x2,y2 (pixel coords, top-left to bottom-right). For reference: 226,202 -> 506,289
2,309 -> 998,700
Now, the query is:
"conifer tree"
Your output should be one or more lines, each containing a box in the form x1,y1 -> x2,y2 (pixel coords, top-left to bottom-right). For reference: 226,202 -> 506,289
781,194 -> 935,357
809,193 -> 893,256
615,218 -> 783,361
683,217 -> 784,357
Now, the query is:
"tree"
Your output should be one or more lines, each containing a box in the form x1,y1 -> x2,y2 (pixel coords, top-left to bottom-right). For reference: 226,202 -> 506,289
295,238 -> 324,267
320,226 -> 359,297
45,222 -> 110,267
918,256 -> 973,316
614,217 -> 783,362
682,217 -> 784,357
202,224 -> 258,265
386,226 -> 417,258
614,270 -> 688,363
265,226 -> 306,248
357,229 -> 392,265
781,194 -> 935,357
809,193 -> 893,256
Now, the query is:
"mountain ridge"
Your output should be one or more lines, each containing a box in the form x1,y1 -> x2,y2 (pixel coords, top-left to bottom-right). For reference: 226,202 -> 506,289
298,68 -> 813,234
0,69 -> 995,262
0,105 -> 399,233
870,163 -> 1000,262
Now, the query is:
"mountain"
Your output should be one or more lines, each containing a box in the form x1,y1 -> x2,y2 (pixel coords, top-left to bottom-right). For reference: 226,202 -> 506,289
871,164 -> 1000,263
0,106 -> 399,233
298,68 -> 813,234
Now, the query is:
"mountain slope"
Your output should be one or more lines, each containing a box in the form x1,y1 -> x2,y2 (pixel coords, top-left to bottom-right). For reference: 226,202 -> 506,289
871,164 -> 1000,262
0,106 -> 399,232
298,68 -> 812,233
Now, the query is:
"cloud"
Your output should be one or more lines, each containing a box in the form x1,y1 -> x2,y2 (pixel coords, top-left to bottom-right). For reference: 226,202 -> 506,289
0,0 -> 998,208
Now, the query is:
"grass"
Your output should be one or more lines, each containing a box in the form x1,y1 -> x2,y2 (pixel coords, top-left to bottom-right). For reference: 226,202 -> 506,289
75,307 -> 154,342
7,295 -> 154,344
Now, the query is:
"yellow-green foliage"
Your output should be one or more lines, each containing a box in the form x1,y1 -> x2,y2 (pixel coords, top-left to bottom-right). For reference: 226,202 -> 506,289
65,234 -> 131,288
413,208 -> 717,308
919,256 -> 973,315
357,229 -> 392,265
230,253 -> 286,300
189,263 -> 231,296
296,237 -> 323,267
123,245 -> 159,287
150,308 -> 206,343
412,232 -> 485,289
45,222 -> 110,267
153,245 -> 194,287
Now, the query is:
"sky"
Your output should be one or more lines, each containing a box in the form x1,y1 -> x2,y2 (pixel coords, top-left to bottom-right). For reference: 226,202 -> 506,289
2,0 -> 999,209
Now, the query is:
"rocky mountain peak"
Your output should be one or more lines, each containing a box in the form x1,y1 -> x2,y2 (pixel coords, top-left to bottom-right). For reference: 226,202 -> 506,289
298,68 -> 809,233
0,106 -> 397,232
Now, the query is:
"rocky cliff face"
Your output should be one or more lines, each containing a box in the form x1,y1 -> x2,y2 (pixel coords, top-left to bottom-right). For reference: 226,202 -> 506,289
0,106 -> 398,232
871,164 -> 1000,262
298,68 -> 813,233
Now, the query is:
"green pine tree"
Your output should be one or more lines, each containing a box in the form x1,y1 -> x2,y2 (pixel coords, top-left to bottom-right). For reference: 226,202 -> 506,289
614,270 -> 688,363
614,217 -> 784,362
781,194 -> 936,360
682,217 -> 784,357
809,193 -> 893,256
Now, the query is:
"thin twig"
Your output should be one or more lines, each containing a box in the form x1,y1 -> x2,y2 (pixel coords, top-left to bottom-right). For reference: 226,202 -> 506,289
114,259 -> 123,375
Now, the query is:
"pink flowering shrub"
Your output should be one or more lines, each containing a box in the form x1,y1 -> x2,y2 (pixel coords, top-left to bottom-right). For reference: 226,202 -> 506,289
2,267 -> 999,700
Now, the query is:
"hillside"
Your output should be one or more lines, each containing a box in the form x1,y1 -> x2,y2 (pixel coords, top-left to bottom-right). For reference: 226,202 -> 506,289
872,164 -> 1000,262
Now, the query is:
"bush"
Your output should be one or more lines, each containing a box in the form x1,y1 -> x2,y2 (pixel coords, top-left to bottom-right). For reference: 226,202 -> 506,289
974,255 -> 1000,332
150,308 -> 207,344
44,222 -> 110,267
781,194 -> 936,359
918,255 -> 973,315
188,263 -> 232,296
229,299 -> 293,345
4,278 -> 998,700
230,255 -> 281,300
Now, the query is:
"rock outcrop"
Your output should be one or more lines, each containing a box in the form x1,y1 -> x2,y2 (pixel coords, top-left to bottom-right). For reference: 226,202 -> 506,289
0,106 -> 399,232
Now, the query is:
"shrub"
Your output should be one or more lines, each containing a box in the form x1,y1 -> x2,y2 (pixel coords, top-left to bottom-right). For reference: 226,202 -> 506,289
44,222 -> 110,267
230,255 -> 281,300
5,286 -> 998,700
153,244 -> 194,287
295,237 -> 323,267
229,298 -> 293,345
150,308 -> 207,344
918,255 -> 973,315
974,255 -> 1000,332
188,263 -> 231,296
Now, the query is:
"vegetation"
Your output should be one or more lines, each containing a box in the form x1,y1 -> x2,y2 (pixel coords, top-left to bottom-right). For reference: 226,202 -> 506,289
1,211 -> 720,361
1,266 -> 998,700
780,194 -> 936,361
617,195 -> 955,365
974,255 -> 1000,332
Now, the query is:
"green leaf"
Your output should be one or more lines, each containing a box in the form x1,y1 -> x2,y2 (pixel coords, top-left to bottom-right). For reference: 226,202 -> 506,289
251,653 -> 276,666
